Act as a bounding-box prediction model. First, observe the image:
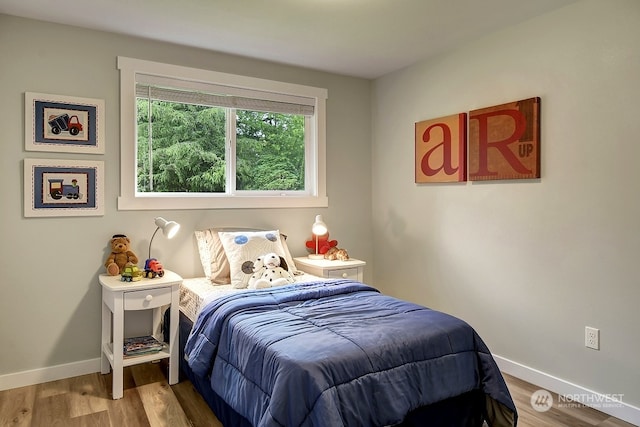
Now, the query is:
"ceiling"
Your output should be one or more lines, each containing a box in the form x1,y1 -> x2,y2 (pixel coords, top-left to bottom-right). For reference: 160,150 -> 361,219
0,0 -> 580,79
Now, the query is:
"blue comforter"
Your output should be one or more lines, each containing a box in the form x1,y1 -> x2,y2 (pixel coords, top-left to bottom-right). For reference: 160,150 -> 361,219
184,280 -> 517,427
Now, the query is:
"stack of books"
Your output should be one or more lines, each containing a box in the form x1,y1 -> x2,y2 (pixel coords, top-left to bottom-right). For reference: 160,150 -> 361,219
123,335 -> 165,357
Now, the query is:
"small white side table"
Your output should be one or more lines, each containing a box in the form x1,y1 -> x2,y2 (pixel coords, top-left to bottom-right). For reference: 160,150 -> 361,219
99,270 -> 182,399
293,257 -> 366,282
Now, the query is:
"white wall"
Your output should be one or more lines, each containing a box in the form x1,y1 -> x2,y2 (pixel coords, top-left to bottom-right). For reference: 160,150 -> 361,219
372,0 -> 640,411
0,15 -> 372,381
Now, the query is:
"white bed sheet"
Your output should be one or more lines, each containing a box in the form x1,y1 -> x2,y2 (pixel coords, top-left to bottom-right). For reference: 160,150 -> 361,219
179,272 -> 326,323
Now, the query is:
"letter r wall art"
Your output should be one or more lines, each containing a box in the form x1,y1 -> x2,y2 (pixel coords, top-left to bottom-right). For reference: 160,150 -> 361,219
415,97 -> 540,183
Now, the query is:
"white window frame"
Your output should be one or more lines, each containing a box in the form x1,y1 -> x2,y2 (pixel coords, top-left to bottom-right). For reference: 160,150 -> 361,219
117,56 -> 328,210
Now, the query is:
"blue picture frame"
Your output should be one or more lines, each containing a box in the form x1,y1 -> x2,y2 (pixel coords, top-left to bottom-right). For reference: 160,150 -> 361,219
24,159 -> 104,217
25,92 -> 105,154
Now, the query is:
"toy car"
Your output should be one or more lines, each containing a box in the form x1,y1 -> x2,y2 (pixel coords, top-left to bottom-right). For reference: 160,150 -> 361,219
120,264 -> 143,282
144,258 -> 165,278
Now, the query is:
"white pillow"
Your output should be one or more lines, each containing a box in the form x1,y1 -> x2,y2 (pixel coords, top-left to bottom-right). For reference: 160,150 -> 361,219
195,227 -> 298,284
219,230 -> 292,289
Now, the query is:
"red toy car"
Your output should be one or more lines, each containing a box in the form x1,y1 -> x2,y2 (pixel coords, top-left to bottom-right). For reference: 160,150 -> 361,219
144,258 -> 165,278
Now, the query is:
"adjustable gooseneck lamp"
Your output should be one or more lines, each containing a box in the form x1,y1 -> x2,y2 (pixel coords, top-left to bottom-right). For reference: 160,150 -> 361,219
309,215 -> 328,259
146,217 -> 180,276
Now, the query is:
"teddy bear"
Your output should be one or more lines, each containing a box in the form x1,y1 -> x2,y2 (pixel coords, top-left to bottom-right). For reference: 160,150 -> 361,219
324,246 -> 349,261
104,234 -> 139,276
248,252 -> 295,289
305,232 -> 338,255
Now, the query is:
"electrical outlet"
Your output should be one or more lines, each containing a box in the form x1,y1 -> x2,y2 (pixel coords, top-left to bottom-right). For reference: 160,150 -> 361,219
585,327 -> 600,350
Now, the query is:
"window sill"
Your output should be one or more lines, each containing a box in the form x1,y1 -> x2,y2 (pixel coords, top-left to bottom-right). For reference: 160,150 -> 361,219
117,195 -> 329,210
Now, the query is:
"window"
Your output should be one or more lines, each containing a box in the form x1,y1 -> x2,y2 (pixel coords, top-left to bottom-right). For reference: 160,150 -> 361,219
117,57 -> 328,210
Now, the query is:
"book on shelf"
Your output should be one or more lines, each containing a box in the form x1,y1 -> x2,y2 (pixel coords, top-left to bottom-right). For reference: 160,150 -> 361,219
123,335 -> 165,356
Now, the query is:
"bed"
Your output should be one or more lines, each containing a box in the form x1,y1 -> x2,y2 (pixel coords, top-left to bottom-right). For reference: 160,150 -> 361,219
172,228 -> 518,427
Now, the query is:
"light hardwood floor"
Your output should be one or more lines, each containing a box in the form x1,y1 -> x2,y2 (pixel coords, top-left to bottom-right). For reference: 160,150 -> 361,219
0,363 -> 635,426
502,373 -> 635,427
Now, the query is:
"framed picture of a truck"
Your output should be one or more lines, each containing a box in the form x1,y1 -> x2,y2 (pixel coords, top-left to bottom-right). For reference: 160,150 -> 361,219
24,158 -> 104,217
25,92 -> 105,154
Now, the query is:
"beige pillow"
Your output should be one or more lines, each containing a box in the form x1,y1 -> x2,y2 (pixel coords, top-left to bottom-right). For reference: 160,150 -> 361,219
279,233 -> 297,273
218,230 -> 289,289
194,228 -> 231,284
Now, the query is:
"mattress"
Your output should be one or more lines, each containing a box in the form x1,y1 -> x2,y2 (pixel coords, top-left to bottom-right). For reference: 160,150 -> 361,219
179,272 -> 325,323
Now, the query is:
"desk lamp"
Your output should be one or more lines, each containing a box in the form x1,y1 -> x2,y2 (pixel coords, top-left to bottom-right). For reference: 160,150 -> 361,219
146,217 -> 180,277
309,215 -> 328,259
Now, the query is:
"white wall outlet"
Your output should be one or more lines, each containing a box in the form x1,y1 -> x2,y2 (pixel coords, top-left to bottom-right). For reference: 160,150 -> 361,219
585,326 -> 600,350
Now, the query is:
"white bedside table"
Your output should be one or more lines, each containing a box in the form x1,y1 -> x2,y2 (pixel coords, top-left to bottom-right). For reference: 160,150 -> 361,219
99,270 -> 182,399
294,257 -> 366,282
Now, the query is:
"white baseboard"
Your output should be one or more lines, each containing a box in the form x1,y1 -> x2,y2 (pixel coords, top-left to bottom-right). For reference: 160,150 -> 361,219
495,355 -> 640,427
0,358 -> 101,391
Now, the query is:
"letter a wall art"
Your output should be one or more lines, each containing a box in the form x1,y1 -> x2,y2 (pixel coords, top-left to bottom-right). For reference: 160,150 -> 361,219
415,113 -> 467,183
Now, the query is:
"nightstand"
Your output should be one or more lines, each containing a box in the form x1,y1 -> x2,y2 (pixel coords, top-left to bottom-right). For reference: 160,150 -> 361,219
294,257 -> 366,282
99,270 -> 182,399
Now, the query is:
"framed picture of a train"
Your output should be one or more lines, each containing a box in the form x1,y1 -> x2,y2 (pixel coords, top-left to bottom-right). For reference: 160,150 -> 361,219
25,92 -> 105,154
24,158 -> 104,217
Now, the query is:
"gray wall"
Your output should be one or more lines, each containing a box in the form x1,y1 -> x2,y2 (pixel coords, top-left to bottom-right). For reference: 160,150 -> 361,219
0,15 -> 372,377
372,0 -> 640,409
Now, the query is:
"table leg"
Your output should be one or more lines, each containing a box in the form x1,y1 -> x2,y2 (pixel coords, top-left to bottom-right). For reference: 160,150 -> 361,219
100,299 -> 111,374
112,297 -> 124,399
168,289 -> 179,385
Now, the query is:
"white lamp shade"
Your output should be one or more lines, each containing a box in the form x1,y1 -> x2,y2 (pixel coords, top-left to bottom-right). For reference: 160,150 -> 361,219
155,217 -> 180,239
311,215 -> 328,235
308,215 -> 328,259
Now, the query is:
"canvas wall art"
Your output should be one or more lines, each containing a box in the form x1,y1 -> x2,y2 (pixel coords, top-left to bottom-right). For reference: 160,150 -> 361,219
415,113 -> 467,183
468,97 -> 540,181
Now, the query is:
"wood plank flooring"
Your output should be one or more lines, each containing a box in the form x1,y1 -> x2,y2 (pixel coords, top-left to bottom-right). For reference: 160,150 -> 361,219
0,363 -> 635,426
0,362 -> 220,427
502,373 -> 635,427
